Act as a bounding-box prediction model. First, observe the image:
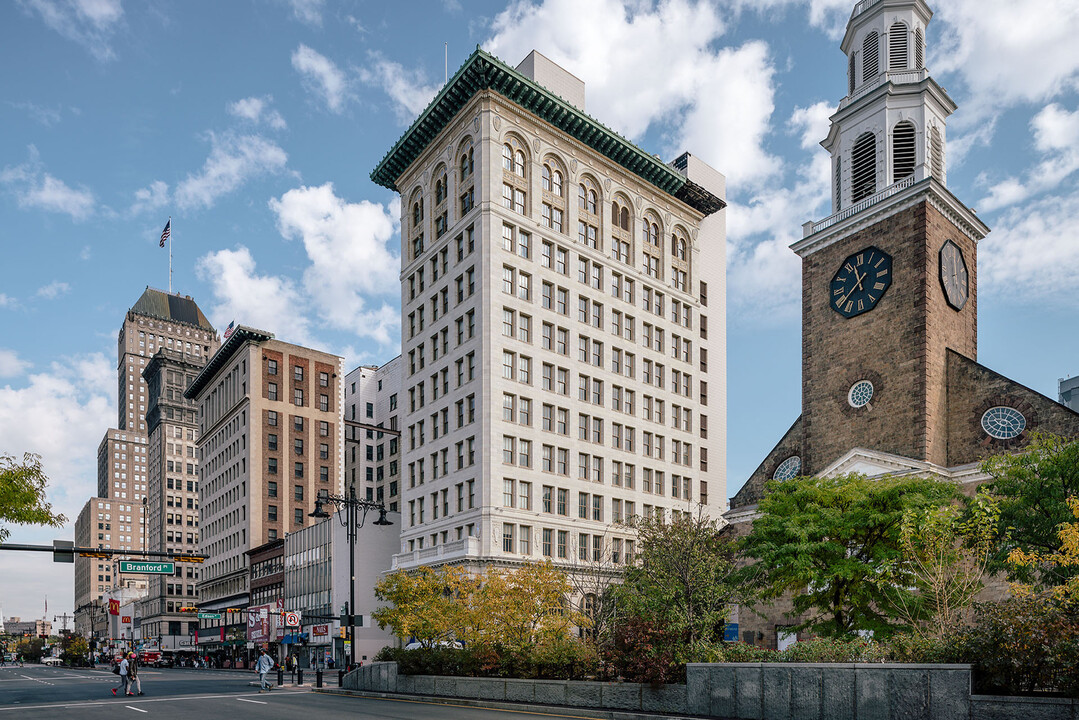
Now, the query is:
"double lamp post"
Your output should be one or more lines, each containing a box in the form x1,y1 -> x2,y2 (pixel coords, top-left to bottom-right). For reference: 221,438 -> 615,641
309,481 -> 391,671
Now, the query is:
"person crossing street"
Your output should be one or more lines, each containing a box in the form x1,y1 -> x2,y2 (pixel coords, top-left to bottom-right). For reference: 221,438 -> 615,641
256,648 -> 274,692
126,653 -> 143,696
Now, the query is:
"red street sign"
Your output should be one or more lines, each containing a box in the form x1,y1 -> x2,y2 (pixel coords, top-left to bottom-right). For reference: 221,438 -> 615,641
313,624 -> 328,636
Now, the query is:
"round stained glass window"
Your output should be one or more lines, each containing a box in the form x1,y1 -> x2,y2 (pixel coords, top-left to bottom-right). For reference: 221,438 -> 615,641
981,406 -> 1026,440
848,380 -> 874,408
773,455 -> 801,481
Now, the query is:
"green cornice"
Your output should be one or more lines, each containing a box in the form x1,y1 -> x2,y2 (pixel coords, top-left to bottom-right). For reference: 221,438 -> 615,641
370,48 -> 724,216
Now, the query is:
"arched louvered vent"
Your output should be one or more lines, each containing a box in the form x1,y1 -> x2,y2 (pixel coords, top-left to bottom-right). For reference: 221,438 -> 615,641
863,31 -> 879,81
834,158 -> 843,211
915,28 -> 924,69
892,121 -> 916,182
930,125 -> 944,178
848,54 -> 856,95
889,23 -> 908,70
852,132 -> 877,201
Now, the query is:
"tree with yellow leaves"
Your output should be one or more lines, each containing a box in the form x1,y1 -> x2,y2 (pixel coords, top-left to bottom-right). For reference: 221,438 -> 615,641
473,560 -> 579,652
1008,496 -> 1079,602
371,565 -> 480,646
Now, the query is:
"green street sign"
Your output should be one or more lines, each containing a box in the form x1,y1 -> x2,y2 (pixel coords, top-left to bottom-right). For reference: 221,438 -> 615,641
118,560 -> 175,574
197,612 -> 222,619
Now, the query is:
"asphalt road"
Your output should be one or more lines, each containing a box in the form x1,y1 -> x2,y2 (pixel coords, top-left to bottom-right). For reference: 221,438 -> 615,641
0,664 -> 591,719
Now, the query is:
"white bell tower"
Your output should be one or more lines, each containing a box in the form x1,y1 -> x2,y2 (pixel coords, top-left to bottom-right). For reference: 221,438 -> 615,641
822,0 -> 954,214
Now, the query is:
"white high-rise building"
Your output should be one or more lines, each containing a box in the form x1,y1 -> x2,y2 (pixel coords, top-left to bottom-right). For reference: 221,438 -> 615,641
370,50 -> 727,574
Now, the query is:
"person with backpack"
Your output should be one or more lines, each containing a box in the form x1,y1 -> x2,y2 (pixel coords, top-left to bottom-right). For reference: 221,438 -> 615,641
112,654 -> 129,696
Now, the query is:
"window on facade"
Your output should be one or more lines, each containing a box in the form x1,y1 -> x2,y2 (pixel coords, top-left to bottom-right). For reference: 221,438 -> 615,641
267,359 -> 278,375
915,28 -> 924,69
930,125 -> 944,178
851,132 -> 877,201
267,382 -> 278,401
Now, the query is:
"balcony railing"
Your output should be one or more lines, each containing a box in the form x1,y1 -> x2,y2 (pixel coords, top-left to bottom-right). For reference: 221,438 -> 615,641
391,535 -> 480,570
841,68 -> 929,109
804,172 -> 919,238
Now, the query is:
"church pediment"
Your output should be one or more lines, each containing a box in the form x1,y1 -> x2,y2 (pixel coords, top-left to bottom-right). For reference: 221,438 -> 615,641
819,447 -> 935,478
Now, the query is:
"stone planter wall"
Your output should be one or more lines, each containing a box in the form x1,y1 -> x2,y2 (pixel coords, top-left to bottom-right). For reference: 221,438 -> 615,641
342,661 -> 1077,719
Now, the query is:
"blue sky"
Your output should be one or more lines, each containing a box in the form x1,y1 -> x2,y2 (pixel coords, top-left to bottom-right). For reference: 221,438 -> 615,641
2,0 -> 1079,620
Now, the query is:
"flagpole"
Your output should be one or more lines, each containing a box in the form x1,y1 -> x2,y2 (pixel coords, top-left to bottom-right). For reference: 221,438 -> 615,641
169,215 -> 173,293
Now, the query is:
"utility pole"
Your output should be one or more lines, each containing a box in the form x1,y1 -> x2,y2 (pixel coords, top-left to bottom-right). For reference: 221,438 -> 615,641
53,612 -> 74,633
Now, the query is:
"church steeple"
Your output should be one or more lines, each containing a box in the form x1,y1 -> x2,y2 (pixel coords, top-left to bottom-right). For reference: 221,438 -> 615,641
822,0 -> 954,215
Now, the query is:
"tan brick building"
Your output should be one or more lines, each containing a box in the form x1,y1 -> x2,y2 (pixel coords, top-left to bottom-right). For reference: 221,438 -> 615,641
185,327 -> 343,622
726,0 -> 1079,649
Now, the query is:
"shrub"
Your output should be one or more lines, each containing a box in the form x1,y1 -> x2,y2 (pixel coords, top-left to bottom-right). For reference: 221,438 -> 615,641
963,595 -> 1079,695
601,617 -> 683,685
777,636 -> 887,663
714,641 -> 779,663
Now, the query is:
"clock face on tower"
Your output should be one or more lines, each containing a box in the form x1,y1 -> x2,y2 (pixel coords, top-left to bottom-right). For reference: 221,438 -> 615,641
830,246 -> 893,318
939,240 -> 969,310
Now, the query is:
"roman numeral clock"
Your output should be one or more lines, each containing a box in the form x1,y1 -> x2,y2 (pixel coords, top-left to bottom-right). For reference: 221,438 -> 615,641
830,246 -> 892,318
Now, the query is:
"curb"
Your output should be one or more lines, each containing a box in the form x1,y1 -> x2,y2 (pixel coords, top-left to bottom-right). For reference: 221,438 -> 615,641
312,687 -> 700,720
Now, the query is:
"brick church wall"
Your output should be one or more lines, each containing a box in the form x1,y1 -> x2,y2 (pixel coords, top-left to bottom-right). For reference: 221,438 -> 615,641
730,416 -> 802,508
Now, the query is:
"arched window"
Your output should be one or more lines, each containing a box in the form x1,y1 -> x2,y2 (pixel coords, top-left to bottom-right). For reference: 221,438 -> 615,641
930,125 -> 944,178
460,146 -> 473,179
848,53 -> 856,95
412,198 -> 423,228
851,132 -> 877,201
670,226 -> 689,291
542,159 -> 566,234
889,23 -> 908,70
862,31 -> 879,81
501,136 -> 529,216
892,121 -> 916,182
577,177 -> 600,250
611,196 -> 632,262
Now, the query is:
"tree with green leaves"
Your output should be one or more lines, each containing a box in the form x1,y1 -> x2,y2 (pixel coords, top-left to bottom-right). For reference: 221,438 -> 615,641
885,491 -> 1002,640
982,432 -> 1079,587
740,472 -> 955,638
615,511 -> 738,646
0,453 -> 66,543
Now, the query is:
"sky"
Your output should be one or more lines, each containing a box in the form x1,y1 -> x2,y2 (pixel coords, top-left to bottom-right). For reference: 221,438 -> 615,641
2,0 -> 1079,623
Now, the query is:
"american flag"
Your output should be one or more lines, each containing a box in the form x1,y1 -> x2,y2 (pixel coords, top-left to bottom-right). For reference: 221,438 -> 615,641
223,320 -> 235,340
159,219 -> 171,248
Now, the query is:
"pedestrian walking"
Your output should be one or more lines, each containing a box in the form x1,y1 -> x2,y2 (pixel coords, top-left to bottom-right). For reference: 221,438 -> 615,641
256,648 -> 274,692
127,653 -> 143,696
112,655 -> 130,696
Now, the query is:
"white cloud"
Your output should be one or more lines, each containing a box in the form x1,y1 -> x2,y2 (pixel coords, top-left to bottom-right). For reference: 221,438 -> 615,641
292,44 -> 350,113
980,192 -> 1079,303
934,0 -> 1079,123
358,52 -> 442,125
174,133 -> 287,211
0,350 -> 115,619
0,294 -> 15,308
18,0 -> 124,62
0,349 -> 31,377
36,281 -> 71,299
9,100 -> 62,126
228,95 -> 287,130
130,179 -> 169,215
287,0 -> 324,26
196,246 -> 313,346
977,103 -> 1079,211
1,149 -> 96,220
724,101 -> 833,321
484,0 -> 781,187
270,183 -> 401,345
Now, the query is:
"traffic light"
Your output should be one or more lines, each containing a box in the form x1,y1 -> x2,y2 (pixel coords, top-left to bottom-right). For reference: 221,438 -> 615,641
179,607 -> 199,614
175,555 -> 205,564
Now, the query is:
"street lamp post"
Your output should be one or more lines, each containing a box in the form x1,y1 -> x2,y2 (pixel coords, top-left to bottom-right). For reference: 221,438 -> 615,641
308,484 -> 391,670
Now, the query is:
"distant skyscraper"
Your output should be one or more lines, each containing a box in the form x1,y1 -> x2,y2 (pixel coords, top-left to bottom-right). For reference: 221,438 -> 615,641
1061,376 -> 1079,413
75,287 -> 217,642
343,357 -> 402,511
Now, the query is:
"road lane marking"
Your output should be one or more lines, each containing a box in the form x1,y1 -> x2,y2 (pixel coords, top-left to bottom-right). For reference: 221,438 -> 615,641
237,698 -> 266,704
326,694 -> 598,719
125,706 -> 148,713
0,689 -> 308,711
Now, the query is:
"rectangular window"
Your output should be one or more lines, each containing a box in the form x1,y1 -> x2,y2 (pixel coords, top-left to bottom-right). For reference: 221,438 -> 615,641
503,523 -> 515,552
